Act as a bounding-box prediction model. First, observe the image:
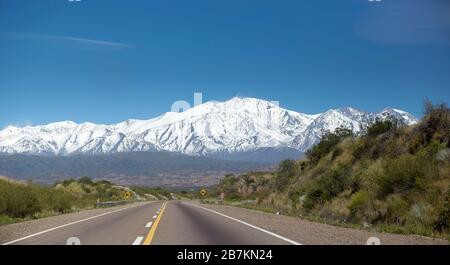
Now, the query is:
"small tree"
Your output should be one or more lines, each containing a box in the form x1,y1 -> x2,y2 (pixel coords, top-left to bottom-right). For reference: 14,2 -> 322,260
78,176 -> 94,185
306,126 -> 353,164
273,160 -> 298,192
420,101 -> 450,146
278,159 -> 297,177
365,118 -> 397,137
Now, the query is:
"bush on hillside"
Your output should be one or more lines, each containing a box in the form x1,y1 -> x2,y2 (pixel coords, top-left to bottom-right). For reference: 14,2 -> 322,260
0,182 -> 41,218
217,174 -> 238,193
347,190 -> 370,219
78,176 -> 94,185
304,166 -> 351,209
306,126 -> 353,164
271,160 -> 299,192
384,194 -> 410,225
49,190 -> 73,213
273,174 -> 290,192
411,102 -> 450,151
278,159 -> 297,177
0,177 -> 127,223
60,179 -> 76,187
434,187 -> 450,232
374,154 -> 426,196
366,118 -> 397,137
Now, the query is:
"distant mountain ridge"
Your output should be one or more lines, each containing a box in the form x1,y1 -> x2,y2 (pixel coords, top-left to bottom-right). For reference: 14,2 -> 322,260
0,97 -> 418,159
0,152 -> 267,187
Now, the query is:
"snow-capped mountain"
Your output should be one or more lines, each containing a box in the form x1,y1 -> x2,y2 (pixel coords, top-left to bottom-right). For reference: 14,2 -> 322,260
0,97 -> 418,157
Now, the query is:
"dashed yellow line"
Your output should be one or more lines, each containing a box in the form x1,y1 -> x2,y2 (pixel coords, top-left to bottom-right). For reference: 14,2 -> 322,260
143,202 -> 167,245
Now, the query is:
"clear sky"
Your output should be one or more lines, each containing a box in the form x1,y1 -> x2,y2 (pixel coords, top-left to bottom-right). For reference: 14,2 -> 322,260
1,0 -> 449,128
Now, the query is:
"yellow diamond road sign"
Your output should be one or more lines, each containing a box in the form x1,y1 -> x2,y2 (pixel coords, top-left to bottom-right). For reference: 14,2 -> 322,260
199,189 -> 208,196
124,191 -> 131,199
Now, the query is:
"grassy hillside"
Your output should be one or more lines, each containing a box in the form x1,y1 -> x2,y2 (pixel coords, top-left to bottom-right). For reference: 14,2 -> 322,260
215,102 -> 450,238
0,177 -> 136,225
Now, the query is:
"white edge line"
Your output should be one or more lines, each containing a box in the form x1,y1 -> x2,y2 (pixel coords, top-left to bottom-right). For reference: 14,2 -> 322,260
152,215 -> 157,218
2,202 -> 150,245
145,222 -> 153,228
188,203 -> 302,245
132,236 -> 144,245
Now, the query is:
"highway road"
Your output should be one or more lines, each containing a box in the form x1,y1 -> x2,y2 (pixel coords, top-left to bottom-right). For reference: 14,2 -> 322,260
1,201 -> 446,245
1,201 -> 298,245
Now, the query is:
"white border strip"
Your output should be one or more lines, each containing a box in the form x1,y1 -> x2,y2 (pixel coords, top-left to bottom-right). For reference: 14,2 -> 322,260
2,202 -> 150,245
188,203 -> 302,245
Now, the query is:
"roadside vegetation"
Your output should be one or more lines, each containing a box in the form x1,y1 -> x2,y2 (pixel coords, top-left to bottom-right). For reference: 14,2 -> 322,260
0,175 -> 193,225
131,186 -> 191,200
214,102 -> 450,239
0,177 -> 136,225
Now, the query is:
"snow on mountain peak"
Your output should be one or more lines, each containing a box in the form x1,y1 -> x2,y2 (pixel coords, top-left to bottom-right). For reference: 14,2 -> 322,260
377,108 -> 417,125
0,97 -> 418,156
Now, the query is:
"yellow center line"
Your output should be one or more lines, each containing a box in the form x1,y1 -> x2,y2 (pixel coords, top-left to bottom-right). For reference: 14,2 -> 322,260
143,201 -> 167,245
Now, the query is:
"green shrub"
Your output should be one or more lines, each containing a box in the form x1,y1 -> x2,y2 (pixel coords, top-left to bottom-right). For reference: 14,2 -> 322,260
375,154 -> 430,196
50,191 -> 73,213
223,174 -> 237,183
300,161 -> 307,171
305,168 -> 350,207
0,215 -> 15,225
81,184 -> 91,194
5,185 -> 42,218
348,190 -> 370,218
434,187 -> 450,232
420,102 -> 450,147
288,190 -> 302,204
0,177 -> 128,223
61,179 -> 76,187
278,160 -> 297,177
332,147 -> 343,160
352,138 -> 374,161
0,184 -> 8,214
350,172 -> 363,193
306,126 -> 353,164
385,194 -> 409,225
366,118 -> 397,137
273,173 -> 291,192
78,176 -> 94,185
96,185 -> 107,197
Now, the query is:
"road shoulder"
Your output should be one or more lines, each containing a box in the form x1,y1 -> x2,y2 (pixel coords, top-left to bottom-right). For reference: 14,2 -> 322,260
0,201 -> 152,244
195,202 -> 448,245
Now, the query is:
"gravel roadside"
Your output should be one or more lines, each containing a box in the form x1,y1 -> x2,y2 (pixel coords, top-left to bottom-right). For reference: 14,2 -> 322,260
0,201 -> 151,244
197,203 -> 448,245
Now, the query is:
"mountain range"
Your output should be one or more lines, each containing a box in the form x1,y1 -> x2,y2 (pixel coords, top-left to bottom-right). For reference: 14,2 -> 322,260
0,152 -> 267,187
0,97 -> 418,186
0,97 -> 417,161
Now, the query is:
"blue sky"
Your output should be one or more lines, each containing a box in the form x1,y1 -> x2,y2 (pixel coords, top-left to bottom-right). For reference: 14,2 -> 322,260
0,0 -> 449,127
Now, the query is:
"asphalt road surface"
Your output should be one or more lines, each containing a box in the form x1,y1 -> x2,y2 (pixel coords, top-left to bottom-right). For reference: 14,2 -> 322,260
1,201 -> 298,245
1,201 -> 446,245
